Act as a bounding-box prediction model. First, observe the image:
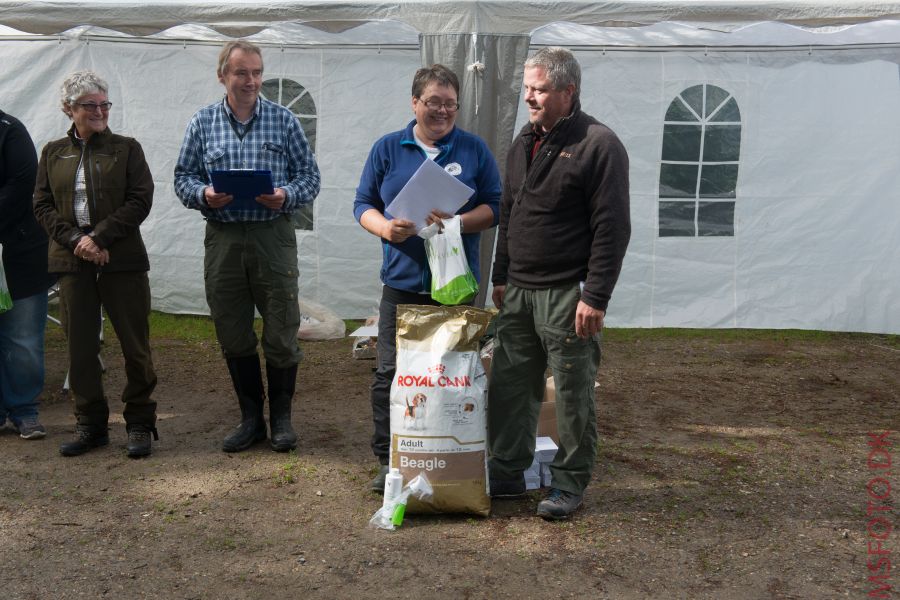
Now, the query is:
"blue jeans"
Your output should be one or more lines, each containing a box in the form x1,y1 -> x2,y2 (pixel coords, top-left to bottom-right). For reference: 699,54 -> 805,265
0,290 -> 48,425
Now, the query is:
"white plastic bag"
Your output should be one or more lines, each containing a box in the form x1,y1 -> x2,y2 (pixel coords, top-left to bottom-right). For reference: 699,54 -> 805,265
367,472 -> 434,531
296,297 -> 345,340
421,216 -> 478,306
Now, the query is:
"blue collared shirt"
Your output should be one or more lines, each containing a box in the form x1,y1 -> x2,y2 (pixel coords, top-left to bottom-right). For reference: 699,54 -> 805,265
174,97 -> 320,222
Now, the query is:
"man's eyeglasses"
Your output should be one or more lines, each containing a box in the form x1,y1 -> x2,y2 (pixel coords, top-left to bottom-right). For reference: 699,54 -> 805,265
75,102 -> 113,112
420,98 -> 459,113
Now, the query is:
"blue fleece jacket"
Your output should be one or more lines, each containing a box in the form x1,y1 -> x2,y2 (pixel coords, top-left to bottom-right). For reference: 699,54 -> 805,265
354,120 -> 500,293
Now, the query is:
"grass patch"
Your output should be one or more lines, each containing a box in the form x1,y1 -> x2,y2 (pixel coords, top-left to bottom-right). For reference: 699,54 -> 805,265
604,327 -> 899,346
47,308 -> 900,349
148,312 -> 220,343
274,452 -> 319,486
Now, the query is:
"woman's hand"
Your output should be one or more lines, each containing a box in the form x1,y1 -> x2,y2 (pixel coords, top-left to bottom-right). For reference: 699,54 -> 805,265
425,209 -> 453,231
74,235 -> 108,264
380,218 -> 417,243
90,249 -> 111,266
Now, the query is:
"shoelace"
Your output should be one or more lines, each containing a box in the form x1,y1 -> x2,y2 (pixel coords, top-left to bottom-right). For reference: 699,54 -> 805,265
547,489 -> 569,502
129,428 -> 159,441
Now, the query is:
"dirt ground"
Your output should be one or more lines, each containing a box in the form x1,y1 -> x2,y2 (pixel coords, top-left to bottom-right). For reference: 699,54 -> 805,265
1,322 -> 898,600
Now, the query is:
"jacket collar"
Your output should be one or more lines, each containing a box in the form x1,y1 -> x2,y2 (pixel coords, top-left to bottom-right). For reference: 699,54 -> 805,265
400,119 -> 457,152
522,99 -> 581,142
222,95 -> 262,124
66,123 -> 112,145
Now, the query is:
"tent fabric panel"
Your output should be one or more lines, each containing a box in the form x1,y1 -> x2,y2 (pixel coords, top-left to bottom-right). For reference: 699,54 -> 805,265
0,37 -> 421,318
570,48 -> 900,333
2,1 -> 900,37
420,32 -> 531,307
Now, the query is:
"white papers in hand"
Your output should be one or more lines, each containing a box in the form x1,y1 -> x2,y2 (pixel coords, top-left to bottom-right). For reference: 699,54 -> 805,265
385,159 -> 475,231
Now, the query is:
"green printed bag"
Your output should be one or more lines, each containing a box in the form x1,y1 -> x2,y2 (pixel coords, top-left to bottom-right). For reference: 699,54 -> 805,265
0,244 -> 12,313
423,216 -> 478,306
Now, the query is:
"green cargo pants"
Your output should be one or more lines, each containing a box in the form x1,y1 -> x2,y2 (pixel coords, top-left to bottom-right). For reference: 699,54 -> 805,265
488,282 -> 601,495
204,216 -> 302,368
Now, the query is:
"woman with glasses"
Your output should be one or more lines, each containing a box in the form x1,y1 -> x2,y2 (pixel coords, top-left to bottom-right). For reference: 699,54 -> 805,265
33,70 -> 158,458
353,64 -> 501,493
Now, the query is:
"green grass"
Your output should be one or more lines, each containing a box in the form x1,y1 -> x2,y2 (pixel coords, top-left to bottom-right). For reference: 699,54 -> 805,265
603,327 -> 899,346
148,312 -> 219,342
47,308 -> 234,345
47,306 -> 899,348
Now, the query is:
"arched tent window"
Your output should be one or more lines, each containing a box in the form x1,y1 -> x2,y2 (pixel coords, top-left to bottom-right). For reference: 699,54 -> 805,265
261,78 -> 317,231
658,84 -> 741,237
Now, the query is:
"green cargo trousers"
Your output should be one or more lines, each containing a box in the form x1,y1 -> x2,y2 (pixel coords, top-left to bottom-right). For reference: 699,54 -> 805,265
204,217 -> 302,368
488,282 -> 601,495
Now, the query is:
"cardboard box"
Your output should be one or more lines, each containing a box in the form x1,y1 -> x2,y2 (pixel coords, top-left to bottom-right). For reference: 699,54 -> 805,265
544,375 -> 556,403
481,354 -> 491,377
537,376 -> 599,443
537,376 -> 559,443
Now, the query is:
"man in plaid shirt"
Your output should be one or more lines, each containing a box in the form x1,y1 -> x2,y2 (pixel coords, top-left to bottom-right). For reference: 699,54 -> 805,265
174,40 -> 320,454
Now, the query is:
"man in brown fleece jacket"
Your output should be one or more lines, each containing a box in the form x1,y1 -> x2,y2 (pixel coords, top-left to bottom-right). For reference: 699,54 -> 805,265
488,47 -> 631,520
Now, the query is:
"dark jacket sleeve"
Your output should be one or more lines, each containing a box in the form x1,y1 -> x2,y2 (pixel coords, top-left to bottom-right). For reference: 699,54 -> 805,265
491,164 -> 513,286
582,129 -> 631,311
0,116 -> 38,240
33,142 -> 81,250
90,138 -> 153,250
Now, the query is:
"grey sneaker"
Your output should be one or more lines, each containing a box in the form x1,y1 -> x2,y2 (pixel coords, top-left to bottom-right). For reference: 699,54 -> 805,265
489,475 -> 526,498
370,464 -> 389,494
537,488 -> 583,520
13,417 -> 47,440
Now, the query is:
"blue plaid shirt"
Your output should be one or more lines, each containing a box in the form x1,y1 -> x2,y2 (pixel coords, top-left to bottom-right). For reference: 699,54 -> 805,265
174,97 -> 320,222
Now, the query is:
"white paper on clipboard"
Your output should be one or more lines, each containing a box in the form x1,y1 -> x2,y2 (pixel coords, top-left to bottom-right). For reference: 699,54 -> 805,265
385,159 -> 475,231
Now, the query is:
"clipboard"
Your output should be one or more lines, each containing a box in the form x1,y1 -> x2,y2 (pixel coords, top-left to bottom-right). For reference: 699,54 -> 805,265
210,170 -> 275,211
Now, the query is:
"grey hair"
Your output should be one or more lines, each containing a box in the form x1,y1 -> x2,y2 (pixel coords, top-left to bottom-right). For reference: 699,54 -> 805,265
524,47 -> 581,101
60,70 -> 108,111
218,40 -> 264,78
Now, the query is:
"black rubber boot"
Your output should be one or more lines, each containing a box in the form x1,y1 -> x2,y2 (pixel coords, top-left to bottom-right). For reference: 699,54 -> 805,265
60,425 -> 110,457
267,363 -> 298,452
222,355 -> 267,453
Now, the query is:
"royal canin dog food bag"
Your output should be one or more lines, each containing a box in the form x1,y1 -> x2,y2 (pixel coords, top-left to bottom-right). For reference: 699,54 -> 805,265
390,304 -> 493,516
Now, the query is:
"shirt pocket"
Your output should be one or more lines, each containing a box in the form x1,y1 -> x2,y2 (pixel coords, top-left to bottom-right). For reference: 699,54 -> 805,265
90,150 -> 124,202
203,147 -> 227,169
261,141 -> 287,173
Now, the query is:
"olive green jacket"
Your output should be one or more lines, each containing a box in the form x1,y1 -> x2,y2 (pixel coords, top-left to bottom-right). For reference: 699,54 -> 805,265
33,125 -> 153,273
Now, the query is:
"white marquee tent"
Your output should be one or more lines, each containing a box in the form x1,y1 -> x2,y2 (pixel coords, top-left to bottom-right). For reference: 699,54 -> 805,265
1,1 -> 898,333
